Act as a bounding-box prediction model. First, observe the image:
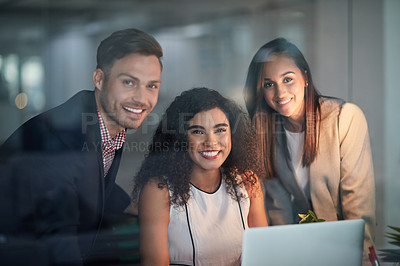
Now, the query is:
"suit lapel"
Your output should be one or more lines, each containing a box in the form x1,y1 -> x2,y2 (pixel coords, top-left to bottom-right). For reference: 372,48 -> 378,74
103,147 -> 123,200
81,91 -> 106,216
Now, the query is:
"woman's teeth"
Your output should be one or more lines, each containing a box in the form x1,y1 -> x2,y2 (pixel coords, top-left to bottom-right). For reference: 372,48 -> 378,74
277,98 -> 292,105
200,151 -> 219,157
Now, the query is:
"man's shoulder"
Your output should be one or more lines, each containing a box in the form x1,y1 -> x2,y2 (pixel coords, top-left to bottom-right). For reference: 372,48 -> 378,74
0,90 -> 97,153
49,90 -> 95,116
29,90 -> 95,127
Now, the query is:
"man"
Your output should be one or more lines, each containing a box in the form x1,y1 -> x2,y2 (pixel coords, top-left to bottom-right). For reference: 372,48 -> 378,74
0,28 -> 163,265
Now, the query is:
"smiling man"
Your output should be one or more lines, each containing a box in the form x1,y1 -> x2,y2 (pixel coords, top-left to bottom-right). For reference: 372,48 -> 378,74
0,28 -> 162,265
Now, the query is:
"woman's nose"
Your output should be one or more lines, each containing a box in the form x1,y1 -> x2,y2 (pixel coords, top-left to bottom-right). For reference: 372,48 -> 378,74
205,133 -> 217,146
275,84 -> 286,97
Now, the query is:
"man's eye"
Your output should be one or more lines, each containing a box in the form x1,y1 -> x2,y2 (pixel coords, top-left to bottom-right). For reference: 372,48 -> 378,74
148,84 -> 159,89
123,80 -> 134,86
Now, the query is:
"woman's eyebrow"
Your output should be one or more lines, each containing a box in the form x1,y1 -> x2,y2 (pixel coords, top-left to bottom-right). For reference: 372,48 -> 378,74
263,71 -> 295,80
280,71 -> 295,77
187,125 -> 205,130
214,123 -> 229,128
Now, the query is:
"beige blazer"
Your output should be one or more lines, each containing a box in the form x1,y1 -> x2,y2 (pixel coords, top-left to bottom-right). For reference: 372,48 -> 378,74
263,97 -> 375,263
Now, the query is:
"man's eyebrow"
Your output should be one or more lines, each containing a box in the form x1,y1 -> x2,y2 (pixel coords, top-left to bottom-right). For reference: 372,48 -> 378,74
118,73 -> 139,80
118,73 -> 161,83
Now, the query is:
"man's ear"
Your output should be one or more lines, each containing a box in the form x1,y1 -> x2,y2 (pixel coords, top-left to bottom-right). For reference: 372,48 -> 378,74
93,69 -> 104,90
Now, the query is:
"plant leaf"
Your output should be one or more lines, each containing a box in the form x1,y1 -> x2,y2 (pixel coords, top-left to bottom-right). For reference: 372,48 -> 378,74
298,210 -> 325,223
386,234 -> 400,242
388,241 -> 400,246
388,226 -> 400,234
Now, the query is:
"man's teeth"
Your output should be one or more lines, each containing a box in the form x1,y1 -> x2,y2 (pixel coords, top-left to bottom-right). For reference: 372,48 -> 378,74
277,98 -> 292,105
200,151 -> 219,157
124,106 -> 143,113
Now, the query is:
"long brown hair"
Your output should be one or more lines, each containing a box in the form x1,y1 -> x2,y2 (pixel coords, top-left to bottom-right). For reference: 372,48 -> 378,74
244,38 -> 321,179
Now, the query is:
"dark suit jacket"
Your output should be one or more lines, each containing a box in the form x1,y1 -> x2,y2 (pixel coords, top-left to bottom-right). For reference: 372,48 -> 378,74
0,90 -> 131,265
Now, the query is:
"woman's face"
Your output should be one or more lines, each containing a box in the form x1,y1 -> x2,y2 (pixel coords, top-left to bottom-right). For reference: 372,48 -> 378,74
187,107 -> 231,173
261,54 -> 307,123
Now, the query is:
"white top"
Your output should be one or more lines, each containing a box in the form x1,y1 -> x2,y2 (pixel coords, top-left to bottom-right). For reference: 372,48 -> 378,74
285,129 -> 310,200
168,176 -> 249,266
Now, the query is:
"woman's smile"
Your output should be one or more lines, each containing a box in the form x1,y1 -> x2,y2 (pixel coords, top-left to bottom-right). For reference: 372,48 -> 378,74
199,150 -> 221,160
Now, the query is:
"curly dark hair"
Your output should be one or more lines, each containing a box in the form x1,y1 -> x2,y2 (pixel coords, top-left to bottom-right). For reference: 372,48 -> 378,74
132,87 -> 263,206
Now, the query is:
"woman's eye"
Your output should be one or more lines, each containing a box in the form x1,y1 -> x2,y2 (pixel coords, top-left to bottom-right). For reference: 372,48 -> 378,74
263,82 -> 273,88
190,130 -> 204,135
283,77 -> 293,83
215,128 -> 227,133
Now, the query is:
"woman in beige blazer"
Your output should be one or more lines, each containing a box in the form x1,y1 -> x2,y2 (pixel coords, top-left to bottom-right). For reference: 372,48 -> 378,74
243,37 -> 375,264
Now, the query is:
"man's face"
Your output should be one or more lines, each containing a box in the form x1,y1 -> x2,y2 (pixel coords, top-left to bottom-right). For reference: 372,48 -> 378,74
94,53 -> 162,135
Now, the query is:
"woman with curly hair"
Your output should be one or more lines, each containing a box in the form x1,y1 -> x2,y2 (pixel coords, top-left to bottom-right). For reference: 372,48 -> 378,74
132,87 -> 267,265
243,38 -> 375,264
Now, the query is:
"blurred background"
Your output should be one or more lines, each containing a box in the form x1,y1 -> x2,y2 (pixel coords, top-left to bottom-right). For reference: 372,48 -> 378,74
0,0 -> 398,254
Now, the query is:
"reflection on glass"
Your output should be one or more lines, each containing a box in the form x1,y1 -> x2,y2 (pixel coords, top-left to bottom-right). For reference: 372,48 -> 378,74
3,54 -> 19,102
21,56 -> 45,111
15,92 -> 28,109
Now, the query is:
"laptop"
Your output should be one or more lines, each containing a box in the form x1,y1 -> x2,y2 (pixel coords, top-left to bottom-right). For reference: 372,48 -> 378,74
241,219 -> 365,266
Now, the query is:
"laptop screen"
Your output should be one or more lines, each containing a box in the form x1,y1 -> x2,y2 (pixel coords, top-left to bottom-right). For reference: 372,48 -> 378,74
241,219 -> 365,266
